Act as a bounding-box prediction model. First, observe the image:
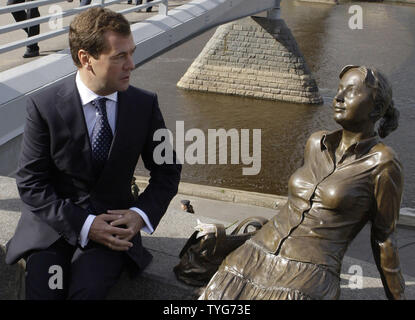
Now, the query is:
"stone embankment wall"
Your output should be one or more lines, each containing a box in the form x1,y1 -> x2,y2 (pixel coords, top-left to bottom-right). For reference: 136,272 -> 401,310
177,16 -> 323,105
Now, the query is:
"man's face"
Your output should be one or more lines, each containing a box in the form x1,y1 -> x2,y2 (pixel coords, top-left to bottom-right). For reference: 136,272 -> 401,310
88,30 -> 136,95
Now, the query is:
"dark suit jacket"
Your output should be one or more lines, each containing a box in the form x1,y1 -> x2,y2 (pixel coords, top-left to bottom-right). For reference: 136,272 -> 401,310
5,74 -> 181,271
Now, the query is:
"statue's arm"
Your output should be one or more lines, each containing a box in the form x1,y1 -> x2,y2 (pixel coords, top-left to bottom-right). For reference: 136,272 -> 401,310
370,157 -> 405,300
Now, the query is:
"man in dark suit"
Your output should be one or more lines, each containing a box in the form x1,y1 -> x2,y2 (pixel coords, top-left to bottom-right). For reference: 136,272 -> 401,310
5,7 -> 181,300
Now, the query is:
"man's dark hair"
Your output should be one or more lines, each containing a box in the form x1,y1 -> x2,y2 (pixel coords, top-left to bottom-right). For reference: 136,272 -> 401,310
69,7 -> 131,68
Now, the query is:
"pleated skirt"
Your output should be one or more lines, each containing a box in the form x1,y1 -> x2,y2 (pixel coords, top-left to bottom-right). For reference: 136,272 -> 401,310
199,239 -> 340,300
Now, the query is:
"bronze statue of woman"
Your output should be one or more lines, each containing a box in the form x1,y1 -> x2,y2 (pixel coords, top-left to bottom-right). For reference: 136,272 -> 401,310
200,65 -> 405,300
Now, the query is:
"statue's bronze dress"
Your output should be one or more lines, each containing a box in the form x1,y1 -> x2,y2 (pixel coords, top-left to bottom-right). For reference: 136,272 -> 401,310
200,130 -> 405,300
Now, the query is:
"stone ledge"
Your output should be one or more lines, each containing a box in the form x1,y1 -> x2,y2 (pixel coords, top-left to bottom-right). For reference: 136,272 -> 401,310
107,210 -> 229,300
134,176 -> 286,210
134,175 -> 415,228
2,175 -> 415,300
3,208 -> 415,300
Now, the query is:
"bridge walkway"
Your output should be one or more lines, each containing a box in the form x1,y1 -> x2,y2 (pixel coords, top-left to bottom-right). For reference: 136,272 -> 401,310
0,0 -> 190,72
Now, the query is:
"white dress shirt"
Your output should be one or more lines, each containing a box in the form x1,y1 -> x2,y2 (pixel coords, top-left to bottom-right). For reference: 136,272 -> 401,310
76,72 -> 154,248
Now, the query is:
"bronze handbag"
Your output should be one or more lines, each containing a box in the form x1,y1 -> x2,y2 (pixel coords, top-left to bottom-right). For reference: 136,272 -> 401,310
173,216 -> 269,287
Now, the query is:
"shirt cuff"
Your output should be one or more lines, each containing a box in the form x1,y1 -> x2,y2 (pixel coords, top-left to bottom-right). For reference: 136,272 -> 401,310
130,207 -> 154,234
78,214 -> 96,248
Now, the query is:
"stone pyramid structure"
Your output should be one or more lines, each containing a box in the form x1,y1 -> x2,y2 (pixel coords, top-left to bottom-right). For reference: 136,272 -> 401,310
177,16 -> 323,104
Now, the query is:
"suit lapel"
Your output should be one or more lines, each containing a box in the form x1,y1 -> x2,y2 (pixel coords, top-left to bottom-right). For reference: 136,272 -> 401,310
108,90 -> 128,160
55,75 -> 95,180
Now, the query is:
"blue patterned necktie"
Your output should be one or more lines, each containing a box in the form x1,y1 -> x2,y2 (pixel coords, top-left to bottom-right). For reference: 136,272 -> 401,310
91,97 -> 113,173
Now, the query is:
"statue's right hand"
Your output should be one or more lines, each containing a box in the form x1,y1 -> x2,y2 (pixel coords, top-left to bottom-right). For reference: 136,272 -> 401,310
88,214 -> 134,251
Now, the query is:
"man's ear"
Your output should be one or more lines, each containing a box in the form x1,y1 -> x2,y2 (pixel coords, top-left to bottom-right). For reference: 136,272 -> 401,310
78,49 -> 92,70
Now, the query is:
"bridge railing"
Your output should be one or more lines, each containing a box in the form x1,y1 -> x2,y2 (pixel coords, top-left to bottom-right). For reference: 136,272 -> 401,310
0,0 -> 168,54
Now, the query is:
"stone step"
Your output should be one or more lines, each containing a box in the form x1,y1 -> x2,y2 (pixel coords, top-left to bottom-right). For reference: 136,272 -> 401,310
1,175 -> 415,300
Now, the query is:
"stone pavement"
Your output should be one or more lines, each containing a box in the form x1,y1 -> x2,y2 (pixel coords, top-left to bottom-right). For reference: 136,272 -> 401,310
1,175 -> 414,300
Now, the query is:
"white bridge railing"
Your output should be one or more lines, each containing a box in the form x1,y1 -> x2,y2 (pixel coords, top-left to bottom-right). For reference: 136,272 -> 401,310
0,0 -> 168,54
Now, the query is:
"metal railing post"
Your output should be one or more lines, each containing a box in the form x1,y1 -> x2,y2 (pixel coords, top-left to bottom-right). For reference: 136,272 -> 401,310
267,0 -> 281,20
159,0 -> 168,16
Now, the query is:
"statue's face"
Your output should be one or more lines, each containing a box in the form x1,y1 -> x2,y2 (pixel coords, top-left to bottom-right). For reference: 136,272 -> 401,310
333,69 -> 376,129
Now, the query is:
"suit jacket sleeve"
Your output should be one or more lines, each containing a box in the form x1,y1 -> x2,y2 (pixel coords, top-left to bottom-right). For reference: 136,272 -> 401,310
15,98 -> 89,245
132,94 -> 181,231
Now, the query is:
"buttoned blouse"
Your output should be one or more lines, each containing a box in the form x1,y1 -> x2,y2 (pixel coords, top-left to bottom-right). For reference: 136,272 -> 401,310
253,129 -> 403,274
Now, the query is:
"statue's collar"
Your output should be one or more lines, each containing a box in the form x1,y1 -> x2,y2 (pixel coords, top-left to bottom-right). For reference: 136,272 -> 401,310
321,129 -> 379,158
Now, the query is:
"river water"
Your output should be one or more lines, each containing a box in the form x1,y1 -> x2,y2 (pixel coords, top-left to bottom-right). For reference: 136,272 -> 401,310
132,1 -> 415,208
